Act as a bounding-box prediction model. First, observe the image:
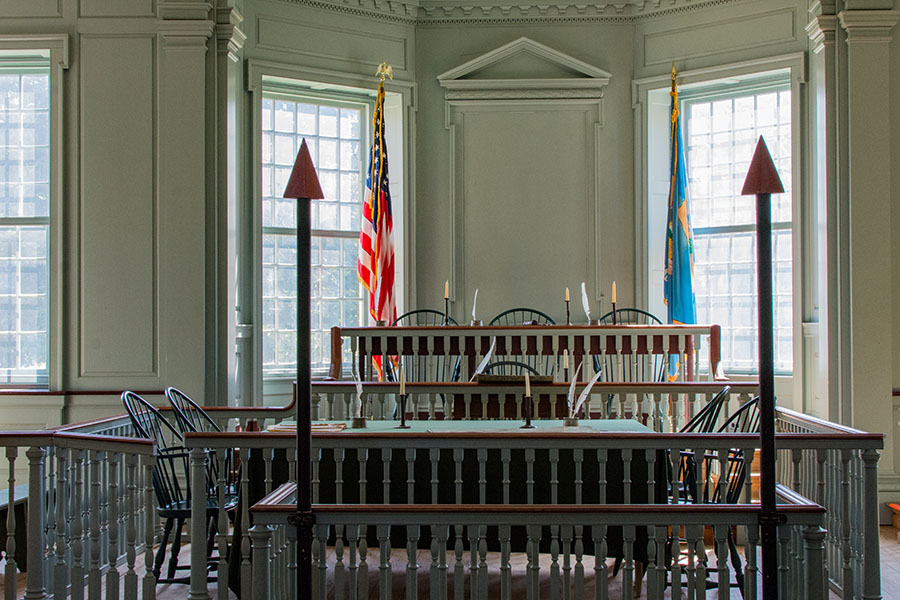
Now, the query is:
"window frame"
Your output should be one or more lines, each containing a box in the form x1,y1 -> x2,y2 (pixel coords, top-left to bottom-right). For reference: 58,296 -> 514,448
635,53 -> 805,390
679,75 -> 794,375
0,35 -> 67,391
245,61 -> 414,406
259,88 -> 373,380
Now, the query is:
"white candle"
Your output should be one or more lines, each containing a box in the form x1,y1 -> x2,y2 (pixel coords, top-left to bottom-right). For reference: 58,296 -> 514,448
525,371 -> 531,397
563,349 -> 569,369
399,364 -> 405,395
444,280 -> 449,299
612,281 -> 617,304
565,287 -> 570,302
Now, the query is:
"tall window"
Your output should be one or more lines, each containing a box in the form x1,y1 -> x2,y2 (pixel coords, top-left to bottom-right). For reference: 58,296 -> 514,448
261,91 -> 369,377
0,56 -> 50,386
683,74 -> 793,374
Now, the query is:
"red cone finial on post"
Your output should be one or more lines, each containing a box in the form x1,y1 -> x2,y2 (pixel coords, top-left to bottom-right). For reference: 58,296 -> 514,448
283,139 -> 325,199
741,136 -> 784,195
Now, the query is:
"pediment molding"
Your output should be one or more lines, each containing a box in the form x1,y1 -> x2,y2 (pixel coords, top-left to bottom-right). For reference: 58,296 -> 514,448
438,37 -> 610,100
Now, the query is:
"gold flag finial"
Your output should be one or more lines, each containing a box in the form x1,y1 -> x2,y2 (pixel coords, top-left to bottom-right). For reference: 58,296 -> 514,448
376,62 -> 393,83
671,62 -> 676,80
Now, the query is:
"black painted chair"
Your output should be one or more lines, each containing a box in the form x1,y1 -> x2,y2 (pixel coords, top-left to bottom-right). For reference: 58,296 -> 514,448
391,308 -> 458,327
386,309 -> 461,385
122,391 -> 236,584
488,307 -> 555,327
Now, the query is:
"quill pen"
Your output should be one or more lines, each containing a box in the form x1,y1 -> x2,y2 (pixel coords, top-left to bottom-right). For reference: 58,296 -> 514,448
353,373 -> 364,418
572,369 -> 604,418
470,337 -> 496,381
581,282 -> 591,322
471,288 -> 479,322
566,361 -> 583,418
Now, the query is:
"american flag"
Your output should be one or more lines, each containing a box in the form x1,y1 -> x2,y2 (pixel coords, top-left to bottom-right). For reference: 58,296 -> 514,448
358,80 -> 397,334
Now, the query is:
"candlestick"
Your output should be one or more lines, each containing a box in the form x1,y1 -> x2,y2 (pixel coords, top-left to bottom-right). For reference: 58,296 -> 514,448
612,302 -> 617,325
611,281 -> 616,304
520,394 -> 535,429
443,297 -> 449,326
395,393 -> 410,429
565,299 -> 571,326
565,287 -> 569,302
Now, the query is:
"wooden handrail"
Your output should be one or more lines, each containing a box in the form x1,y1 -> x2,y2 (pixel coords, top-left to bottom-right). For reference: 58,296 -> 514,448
330,323 -> 722,379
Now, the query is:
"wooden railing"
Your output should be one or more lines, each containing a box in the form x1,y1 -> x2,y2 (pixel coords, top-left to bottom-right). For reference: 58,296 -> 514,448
775,407 -> 883,599
6,388 -> 878,600
248,488 -> 826,600
0,430 -> 157,600
310,380 -> 758,431
330,323 -> 722,382
184,406 -> 883,600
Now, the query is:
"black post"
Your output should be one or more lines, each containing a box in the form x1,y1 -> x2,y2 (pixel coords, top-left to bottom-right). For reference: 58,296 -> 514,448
755,190 -> 779,598
282,138 -> 323,600
742,135 -> 785,600
294,197 -> 313,600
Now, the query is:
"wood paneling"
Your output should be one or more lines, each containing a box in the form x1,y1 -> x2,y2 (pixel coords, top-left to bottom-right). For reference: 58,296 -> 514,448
255,14 -> 407,70
643,8 -> 796,66
79,0 -> 154,18
79,35 -> 156,377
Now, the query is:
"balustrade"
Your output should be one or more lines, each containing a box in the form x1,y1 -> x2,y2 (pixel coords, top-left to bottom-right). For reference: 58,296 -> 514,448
0,387 -> 879,600
249,491 -> 825,600
330,323 -> 722,383
0,431 -> 157,600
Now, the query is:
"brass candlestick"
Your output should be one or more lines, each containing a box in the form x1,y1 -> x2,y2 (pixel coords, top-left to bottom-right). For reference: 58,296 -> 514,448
395,393 -> 410,429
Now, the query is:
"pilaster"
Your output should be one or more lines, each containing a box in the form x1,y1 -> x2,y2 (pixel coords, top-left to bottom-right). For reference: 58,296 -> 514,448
208,1 -> 245,407
807,4 -> 846,425
157,1 -> 214,399
838,8 -> 899,473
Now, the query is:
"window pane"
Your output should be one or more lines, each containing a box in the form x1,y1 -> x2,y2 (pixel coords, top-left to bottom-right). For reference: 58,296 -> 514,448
685,80 -> 792,374
261,93 -> 368,376
0,66 -> 50,386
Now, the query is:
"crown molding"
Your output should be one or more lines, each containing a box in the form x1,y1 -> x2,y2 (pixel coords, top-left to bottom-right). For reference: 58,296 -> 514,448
271,0 -> 750,25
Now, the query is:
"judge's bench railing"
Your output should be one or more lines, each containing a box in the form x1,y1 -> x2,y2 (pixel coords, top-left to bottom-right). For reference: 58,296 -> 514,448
329,323 -> 722,382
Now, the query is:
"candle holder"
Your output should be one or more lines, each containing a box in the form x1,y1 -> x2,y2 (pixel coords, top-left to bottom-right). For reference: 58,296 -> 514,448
520,395 -> 535,429
565,300 -> 571,325
443,298 -> 450,326
611,303 -> 617,325
395,393 -> 411,429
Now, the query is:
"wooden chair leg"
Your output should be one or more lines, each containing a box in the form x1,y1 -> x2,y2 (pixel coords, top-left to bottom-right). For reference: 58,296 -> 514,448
167,517 -> 185,580
633,560 -> 645,598
154,517 -> 174,580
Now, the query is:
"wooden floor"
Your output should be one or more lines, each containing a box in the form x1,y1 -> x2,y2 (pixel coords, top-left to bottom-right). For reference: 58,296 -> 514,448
3,527 -> 900,599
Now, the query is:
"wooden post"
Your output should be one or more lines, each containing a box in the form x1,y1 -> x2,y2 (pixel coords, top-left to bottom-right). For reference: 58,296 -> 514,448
282,138 -> 324,600
741,136 -> 786,600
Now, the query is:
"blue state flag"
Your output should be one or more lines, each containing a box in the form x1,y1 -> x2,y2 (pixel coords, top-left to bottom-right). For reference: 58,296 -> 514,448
663,68 -> 697,379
